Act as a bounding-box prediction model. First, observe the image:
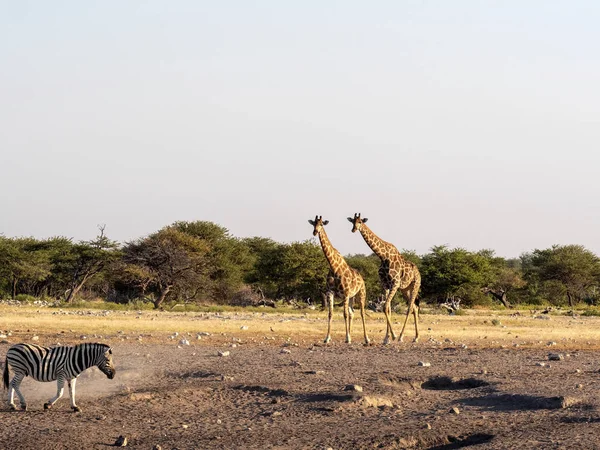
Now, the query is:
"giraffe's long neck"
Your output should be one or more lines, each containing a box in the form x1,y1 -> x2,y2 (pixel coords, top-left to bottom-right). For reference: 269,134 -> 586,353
317,229 -> 345,273
359,224 -> 392,260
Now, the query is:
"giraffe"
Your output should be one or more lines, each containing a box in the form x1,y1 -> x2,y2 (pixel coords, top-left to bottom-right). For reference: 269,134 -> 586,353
308,215 -> 370,345
348,213 -> 421,344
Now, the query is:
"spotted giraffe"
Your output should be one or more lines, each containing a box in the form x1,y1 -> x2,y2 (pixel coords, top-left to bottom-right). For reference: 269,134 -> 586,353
348,213 -> 421,344
309,215 -> 370,344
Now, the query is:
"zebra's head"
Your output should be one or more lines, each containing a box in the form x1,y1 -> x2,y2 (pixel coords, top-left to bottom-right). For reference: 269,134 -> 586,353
97,346 -> 116,380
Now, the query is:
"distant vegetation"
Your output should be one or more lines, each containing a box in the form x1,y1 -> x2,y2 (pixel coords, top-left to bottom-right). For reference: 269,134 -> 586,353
1,221 -> 599,310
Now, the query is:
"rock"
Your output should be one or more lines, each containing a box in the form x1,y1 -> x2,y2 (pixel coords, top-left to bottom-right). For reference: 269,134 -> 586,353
114,435 -> 127,447
179,339 -> 190,346
576,384 -> 583,389
218,351 -> 230,357
152,445 -> 162,450
425,423 -> 432,429
548,353 -> 564,361
344,384 -> 363,392
240,326 -> 249,330
450,407 -> 460,415
547,341 -> 557,346
280,349 -> 291,354
418,361 -> 431,367
536,362 -> 546,367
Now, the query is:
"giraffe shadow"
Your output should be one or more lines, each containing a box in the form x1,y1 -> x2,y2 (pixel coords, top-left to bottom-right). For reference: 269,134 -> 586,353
421,376 -> 490,390
458,393 -> 580,411
427,433 -> 495,450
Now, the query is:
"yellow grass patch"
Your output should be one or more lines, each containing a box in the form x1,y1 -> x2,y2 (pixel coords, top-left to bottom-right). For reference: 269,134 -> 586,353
1,305 -> 599,349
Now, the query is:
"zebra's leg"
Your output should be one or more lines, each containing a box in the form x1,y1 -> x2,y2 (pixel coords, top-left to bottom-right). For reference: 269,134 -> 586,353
44,376 -> 65,410
68,378 -> 81,412
9,373 -> 27,411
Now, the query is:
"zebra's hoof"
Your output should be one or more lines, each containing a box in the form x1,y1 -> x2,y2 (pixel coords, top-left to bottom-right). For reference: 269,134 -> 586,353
21,405 -> 28,411
44,403 -> 51,410
72,406 -> 81,413
9,404 -> 17,411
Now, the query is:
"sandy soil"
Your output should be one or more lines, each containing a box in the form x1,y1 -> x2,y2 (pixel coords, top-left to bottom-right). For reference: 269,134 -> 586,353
2,313 -> 600,449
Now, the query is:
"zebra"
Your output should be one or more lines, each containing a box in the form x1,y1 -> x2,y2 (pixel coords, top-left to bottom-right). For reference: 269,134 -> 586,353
3,342 -> 116,412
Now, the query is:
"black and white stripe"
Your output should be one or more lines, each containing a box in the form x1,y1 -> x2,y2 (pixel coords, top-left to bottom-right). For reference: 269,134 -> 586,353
3,342 -> 116,412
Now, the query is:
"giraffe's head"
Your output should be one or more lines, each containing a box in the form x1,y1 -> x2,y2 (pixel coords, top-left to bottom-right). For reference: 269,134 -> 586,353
347,213 -> 368,233
308,215 -> 329,236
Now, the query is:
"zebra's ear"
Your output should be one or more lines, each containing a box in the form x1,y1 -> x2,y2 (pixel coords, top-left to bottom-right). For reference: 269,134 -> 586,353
108,348 -> 113,355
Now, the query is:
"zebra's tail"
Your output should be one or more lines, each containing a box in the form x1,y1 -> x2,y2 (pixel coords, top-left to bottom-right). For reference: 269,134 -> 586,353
3,357 -> 8,390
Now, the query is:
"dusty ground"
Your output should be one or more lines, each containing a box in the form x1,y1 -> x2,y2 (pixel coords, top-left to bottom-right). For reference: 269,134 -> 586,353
1,308 -> 600,449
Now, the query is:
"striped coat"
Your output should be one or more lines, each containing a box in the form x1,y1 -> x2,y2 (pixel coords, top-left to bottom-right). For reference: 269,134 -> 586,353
3,342 -> 115,412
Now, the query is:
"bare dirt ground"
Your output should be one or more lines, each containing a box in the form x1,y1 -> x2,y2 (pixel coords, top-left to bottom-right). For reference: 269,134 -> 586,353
1,308 -> 600,449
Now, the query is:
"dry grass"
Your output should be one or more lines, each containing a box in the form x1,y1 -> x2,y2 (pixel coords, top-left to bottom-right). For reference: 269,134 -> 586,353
1,305 -> 600,349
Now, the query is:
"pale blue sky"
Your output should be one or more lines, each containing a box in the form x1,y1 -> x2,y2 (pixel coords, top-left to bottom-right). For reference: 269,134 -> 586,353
1,1 -> 599,257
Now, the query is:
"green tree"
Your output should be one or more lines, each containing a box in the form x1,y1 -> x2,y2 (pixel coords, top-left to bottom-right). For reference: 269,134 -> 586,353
173,221 -> 253,302
420,246 -> 492,307
479,251 -> 524,308
522,245 -> 600,307
0,237 -> 52,299
60,227 -> 121,303
121,226 -> 210,308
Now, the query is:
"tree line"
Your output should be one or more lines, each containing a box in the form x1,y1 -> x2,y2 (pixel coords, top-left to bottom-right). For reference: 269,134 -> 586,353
1,221 -> 599,310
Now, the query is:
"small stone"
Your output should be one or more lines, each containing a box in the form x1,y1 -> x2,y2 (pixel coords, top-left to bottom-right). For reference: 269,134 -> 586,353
536,362 -> 546,367
114,436 -> 127,447
344,384 -> 363,392
548,353 -> 564,361
576,384 -> 583,389
547,341 -> 557,346
216,419 -> 222,424
271,411 -> 282,417
425,423 -> 432,429
450,407 -> 460,415
182,424 -> 189,429
280,349 -> 291,354
575,369 -> 581,373
152,445 -> 162,450
218,351 -> 230,357
221,375 -> 234,381
179,339 -> 190,346
418,361 -> 431,367
481,369 -> 488,375
240,326 -> 249,330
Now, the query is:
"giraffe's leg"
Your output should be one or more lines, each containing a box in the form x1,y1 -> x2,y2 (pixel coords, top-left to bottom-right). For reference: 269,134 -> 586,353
398,281 -> 420,343
68,378 -> 81,412
343,297 -> 351,343
9,373 -> 26,411
383,287 -> 399,344
358,287 -> 370,345
324,292 -> 334,343
412,300 -> 420,343
348,298 -> 355,336
45,376 -> 65,410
